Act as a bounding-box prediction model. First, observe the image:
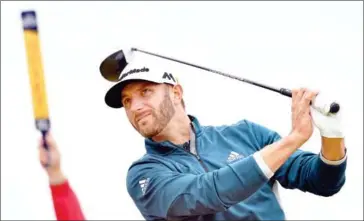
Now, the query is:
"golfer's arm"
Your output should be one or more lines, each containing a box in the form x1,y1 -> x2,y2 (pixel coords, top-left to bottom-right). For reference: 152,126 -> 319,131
127,134 -> 305,219
49,173 -> 86,221
258,135 -> 347,196
255,133 -> 302,177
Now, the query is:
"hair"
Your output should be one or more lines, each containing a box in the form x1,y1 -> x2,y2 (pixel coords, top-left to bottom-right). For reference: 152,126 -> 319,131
181,98 -> 186,109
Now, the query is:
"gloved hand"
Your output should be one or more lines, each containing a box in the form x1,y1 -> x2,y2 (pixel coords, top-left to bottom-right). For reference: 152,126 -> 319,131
310,93 -> 344,138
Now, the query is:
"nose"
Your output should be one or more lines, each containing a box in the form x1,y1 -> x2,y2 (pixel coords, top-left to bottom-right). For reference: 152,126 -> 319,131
130,97 -> 145,112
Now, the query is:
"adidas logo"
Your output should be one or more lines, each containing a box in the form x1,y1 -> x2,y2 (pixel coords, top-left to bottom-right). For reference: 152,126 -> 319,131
227,151 -> 244,163
139,178 -> 150,195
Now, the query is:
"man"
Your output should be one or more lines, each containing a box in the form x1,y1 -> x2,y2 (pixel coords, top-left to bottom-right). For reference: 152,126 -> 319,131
40,52 -> 347,220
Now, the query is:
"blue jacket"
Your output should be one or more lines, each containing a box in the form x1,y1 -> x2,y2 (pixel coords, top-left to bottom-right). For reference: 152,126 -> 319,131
126,115 -> 347,220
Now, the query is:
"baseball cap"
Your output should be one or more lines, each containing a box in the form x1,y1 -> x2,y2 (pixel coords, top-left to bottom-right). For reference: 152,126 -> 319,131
100,50 -> 179,108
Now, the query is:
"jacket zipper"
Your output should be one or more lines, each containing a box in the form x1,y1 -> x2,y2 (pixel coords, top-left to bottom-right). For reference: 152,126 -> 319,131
170,123 -> 209,172
190,124 -> 209,172
177,145 -> 209,172
196,152 -> 209,172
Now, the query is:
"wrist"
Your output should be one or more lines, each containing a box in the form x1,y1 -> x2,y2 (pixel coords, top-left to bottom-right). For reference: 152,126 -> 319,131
319,128 -> 345,138
48,169 -> 67,185
320,136 -> 346,161
287,132 -> 307,148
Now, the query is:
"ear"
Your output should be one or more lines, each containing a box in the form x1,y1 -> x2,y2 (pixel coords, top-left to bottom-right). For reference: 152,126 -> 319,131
172,84 -> 183,106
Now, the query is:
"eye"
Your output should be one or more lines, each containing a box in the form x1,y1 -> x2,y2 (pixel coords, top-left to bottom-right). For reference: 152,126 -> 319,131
122,97 -> 131,107
141,88 -> 152,96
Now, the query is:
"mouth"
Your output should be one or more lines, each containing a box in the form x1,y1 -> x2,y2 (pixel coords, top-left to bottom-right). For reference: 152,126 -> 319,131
135,112 -> 151,123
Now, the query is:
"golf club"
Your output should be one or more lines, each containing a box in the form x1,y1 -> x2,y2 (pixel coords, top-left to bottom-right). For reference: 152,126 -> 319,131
99,48 -> 340,115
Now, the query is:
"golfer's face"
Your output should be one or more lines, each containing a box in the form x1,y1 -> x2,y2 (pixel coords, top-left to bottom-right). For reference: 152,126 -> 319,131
121,81 -> 172,137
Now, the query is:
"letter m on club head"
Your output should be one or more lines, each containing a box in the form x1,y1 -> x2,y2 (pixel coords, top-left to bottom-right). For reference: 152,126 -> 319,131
162,72 -> 176,82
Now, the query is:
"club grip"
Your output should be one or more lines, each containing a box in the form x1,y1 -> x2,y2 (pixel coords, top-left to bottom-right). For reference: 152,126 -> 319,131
279,88 -> 340,115
328,102 -> 340,114
280,88 -> 292,97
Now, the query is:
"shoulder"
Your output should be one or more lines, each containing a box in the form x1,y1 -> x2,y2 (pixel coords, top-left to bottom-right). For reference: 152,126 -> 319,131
126,154 -> 166,196
126,153 -> 174,183
200,119 -> 248,133
202,119 -> 282,146
202,118 -> 269,133
127,154 -> 164,175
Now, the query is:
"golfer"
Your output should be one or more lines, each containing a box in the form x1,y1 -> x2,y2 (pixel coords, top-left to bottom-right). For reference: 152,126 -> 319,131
39,53 -> 347,220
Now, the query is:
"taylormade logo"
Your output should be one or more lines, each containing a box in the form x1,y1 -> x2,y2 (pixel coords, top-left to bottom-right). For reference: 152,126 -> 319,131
119,67 -> 149,80
162,72 -> 176,82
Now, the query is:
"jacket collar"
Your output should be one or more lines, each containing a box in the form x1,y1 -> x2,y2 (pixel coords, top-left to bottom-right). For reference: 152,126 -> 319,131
144,114 -> 202,155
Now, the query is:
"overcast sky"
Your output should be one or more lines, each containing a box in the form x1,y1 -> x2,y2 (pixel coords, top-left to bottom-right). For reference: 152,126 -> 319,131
1,1 -> 363,220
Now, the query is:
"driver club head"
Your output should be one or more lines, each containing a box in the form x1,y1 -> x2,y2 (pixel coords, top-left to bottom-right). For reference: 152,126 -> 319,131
99,48 -> 135,82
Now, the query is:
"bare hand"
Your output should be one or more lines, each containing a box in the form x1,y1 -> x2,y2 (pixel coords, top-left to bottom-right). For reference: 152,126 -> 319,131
38,132 -> 66,185
290,88 -> 318,146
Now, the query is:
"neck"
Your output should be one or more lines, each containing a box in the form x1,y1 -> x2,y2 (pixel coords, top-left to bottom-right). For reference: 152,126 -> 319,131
152,113 -> 191,145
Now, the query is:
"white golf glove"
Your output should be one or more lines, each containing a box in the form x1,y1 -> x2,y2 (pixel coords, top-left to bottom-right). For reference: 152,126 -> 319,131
310,93 -> 344,138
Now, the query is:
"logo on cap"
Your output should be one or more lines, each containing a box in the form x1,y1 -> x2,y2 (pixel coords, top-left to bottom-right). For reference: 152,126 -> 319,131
119,67 -> 149,80
162,72 -> 176,82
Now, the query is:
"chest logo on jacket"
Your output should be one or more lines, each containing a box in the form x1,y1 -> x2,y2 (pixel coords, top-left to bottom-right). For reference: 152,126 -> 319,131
226,151 -> 244,163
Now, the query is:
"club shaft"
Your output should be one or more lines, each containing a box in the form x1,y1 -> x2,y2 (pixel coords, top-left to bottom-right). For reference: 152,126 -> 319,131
131,48 -> 292,97
131,48 -> 340,114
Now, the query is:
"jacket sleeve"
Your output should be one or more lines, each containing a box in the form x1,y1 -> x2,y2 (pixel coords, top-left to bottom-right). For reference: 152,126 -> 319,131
274,149 -> 347,196
50,180 -> 86,220
126,155 -> 269,220
246,120 -> 347,197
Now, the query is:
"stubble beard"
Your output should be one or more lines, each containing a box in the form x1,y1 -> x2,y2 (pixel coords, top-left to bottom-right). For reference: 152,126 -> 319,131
136,93 -> 175,138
